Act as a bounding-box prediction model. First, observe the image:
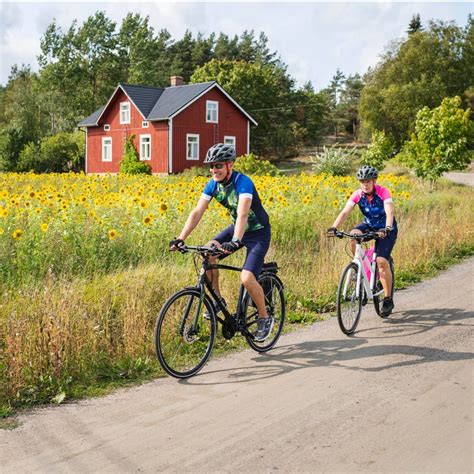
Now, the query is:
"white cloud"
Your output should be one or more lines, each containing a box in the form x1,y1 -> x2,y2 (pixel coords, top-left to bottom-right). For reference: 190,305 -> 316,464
0,2 -> 471,88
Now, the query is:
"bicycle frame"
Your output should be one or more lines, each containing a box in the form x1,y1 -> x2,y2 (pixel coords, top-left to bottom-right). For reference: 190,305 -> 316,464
341,240 -> 384,302
184,253 -> 255,338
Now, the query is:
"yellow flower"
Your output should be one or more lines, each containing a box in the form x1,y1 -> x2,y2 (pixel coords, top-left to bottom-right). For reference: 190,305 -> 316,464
108,229 -> 118,240
332,200 -> 340,209
160,203 -> 168,212
143,214 -> 154,225
12,229 -> 23,239
29,191 -> 36,198
140,201 -> 148,208
0,228 -> 4,235
40,223 -> 49,232
0,208 -> 8,217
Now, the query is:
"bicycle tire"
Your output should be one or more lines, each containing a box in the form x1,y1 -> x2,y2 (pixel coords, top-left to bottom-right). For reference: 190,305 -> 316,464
336,262 -> 363,335
242,272 -> 286,352
155,288 -> 216,378
373,257 -> 395,318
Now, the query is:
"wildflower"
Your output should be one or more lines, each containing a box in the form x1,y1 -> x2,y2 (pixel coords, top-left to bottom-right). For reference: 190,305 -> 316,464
160,203 -> 168,212
12,229 -> 23,239
332,200 -> 340,209
108,229 -> 118,240
0,228 -> 4,235
143,214 -> 154,225
140,201 -> 148,208
40,223 -> 49,232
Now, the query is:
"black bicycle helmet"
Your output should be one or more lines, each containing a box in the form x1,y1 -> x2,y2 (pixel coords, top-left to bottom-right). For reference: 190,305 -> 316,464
204,143 -> 236,163
356,165 -> 378,180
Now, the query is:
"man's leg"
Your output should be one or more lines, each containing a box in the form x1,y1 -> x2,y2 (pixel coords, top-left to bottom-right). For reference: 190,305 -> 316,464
241,270 -> 268,318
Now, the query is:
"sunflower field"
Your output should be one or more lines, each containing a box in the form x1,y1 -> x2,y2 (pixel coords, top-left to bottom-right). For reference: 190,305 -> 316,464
1,171 -> 473,412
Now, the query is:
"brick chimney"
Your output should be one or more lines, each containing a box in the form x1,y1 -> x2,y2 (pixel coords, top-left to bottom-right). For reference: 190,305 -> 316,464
170,76 -> 184,87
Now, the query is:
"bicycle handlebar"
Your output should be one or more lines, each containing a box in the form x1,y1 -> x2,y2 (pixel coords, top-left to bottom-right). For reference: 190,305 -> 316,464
172,244 -> 224,257
330,230 -> 381,241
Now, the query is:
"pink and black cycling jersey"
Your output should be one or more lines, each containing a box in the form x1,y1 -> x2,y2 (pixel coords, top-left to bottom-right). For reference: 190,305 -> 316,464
347,184 -> 396,230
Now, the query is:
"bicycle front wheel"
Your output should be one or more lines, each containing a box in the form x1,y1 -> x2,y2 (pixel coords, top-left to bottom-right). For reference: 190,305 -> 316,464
243,272 -> 286,352
336,263 -> 363,335
373,257 -> 395,318
155,288 -> 216,378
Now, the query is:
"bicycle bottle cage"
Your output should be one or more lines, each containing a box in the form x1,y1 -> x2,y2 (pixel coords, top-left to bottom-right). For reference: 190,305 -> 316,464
262,262 -> 278,273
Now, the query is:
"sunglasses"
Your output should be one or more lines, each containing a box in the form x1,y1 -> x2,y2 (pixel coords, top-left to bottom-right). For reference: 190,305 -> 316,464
208,163 -> 225,170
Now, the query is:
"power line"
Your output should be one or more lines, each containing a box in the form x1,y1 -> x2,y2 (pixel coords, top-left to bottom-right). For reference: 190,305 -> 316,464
248,103 -> 323,112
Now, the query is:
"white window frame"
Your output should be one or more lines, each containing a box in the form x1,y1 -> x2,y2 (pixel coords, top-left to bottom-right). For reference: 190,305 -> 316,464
140,134 -> 151,161
142,121 -> 149,128
206,100 -> 218,123
224,136 -> 236,148
102,137 -> 112,162
186,134 -> 200,161
120,101 -> 131,124
104,124 -> 110,131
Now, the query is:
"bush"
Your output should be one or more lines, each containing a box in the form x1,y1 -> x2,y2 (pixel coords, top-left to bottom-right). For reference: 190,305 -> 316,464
361,130 -> 395,169
17,131 -> 85,173
234,153 -> 281,176
119,135 -> 152,175
178,165 -> 209,178
400,96 -> 473,183
310,146 -> 354,175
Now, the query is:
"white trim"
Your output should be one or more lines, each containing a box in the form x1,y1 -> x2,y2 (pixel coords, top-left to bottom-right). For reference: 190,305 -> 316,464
140,134 -> 151,161
346,200 -> 356,207
120,102 -> 131,124
168,118 -> 173,173
104,124 -> 110,131
186,134 -> 200,161
95,84 -> 147,125
224,135 -> 236,148
167,82 -> 258,126
102,137 -> 112,162
239,193 -> 253,200
384,198 -> 393,204
201,193 -> 212,201
142,121 -> 149,128
85,128 -> 88,174
247,121 -> 250,154
206,100 -> 219,123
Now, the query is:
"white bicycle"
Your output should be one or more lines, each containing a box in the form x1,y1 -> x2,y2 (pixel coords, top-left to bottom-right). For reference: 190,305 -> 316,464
332,230 -> 395,335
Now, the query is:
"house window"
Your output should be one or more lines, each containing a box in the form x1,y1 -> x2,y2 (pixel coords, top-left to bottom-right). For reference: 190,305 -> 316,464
224,136 -> 236,149
186,134 -> 199,161
140,135 -> 151,161
142,121 -> 149,128
102,137 -> 112,162
206,101 -> 218,123
104,124 -> 110,131
120,102 -> 131,124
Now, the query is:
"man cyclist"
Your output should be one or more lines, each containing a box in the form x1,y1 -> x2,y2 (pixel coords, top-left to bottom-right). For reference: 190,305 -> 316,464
170,143 -> 273,341
327,165 -> 397,316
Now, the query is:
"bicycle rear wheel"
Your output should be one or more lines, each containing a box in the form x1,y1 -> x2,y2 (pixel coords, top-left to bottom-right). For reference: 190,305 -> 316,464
243,273 -> 285,352
155,288 -> 216,378
373,257 -> 395,318
336,263 -> 363,335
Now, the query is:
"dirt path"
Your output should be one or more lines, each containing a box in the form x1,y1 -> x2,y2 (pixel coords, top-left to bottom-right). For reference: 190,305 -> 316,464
444,172 -> 474,186
2,258 -> 473,472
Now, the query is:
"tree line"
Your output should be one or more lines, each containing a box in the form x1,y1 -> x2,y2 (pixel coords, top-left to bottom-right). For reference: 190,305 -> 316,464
0,12 -> 472,172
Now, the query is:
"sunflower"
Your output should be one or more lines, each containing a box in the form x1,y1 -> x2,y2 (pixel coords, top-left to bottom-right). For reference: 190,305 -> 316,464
108,229 -> 118,240
143,214 -> 154,225
40,223 -> 49,232
12,229 -> 23,239
160,202 -> 168,212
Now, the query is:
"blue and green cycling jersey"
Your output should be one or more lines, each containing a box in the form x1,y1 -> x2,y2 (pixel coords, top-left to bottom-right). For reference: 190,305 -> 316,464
202,171 -> 270,232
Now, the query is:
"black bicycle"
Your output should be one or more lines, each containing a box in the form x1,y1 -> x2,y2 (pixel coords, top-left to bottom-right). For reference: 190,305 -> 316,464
154,244 -> 286,378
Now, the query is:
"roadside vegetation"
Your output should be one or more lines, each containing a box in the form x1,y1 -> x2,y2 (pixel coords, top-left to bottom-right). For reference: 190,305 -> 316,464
1,169 -> 473,416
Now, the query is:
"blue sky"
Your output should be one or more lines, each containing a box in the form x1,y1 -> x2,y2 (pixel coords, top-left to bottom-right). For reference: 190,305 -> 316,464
0,2 -> 471,89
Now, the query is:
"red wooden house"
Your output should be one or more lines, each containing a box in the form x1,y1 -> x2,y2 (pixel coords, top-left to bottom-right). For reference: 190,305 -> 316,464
78,77 -> 257,174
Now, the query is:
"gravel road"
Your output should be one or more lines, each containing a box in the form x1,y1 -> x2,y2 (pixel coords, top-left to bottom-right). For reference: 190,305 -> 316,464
2,258 -> 473,473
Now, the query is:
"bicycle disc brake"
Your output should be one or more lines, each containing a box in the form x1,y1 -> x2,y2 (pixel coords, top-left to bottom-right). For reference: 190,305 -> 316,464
183,324 -> 200,343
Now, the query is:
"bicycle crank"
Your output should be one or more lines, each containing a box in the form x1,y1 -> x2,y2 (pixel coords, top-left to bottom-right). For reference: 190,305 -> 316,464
222,320 -> 236,340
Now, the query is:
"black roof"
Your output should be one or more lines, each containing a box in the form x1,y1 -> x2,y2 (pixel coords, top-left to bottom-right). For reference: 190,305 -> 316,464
78,81 -> 256,127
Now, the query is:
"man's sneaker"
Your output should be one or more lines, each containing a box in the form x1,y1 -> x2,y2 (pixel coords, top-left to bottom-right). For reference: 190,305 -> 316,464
204,297 -> 227,320
254,317 -> 274,342
381,297 -> 394,316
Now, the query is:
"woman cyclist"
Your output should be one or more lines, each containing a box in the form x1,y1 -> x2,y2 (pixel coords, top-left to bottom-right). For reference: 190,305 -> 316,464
327,165 -> 397,316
